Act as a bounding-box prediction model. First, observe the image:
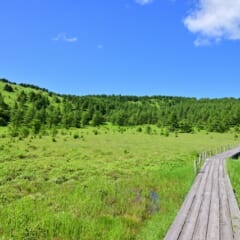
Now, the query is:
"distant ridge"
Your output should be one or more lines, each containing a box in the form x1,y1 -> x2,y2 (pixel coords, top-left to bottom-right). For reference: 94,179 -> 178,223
1,78 -> 240,135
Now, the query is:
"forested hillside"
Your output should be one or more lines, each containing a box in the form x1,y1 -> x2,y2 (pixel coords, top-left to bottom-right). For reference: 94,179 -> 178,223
0,78 -> 240,136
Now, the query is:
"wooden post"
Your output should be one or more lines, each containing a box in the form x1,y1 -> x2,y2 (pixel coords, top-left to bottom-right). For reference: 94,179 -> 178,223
194,160 -> 197,175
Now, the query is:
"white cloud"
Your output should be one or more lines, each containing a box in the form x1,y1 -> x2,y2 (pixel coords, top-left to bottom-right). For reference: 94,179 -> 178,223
184,0 -> 240,46
52,33 -> 78,43
135,0 -> 153,6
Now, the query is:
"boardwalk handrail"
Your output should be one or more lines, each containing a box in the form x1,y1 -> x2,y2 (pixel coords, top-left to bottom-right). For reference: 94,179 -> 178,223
194,143 -> 240,175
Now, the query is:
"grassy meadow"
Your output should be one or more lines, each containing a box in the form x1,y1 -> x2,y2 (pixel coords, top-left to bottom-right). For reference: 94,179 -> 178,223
0,126 -> 238,239
227,158 -> 240,206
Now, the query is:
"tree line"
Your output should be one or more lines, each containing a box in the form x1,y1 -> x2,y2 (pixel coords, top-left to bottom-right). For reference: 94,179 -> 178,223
1,79 -> 240,136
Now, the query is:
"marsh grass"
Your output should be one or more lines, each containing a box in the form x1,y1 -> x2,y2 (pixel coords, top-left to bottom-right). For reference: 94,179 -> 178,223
227,158 -> 240,205
0,126 -> 238,239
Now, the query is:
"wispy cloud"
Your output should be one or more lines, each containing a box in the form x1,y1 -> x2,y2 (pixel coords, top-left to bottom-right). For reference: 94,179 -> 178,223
184,0 -> 240,46
97,44 -> 104,49
135,0 -> 153,6
52,33 -> 78,43
194,38 -> 211,47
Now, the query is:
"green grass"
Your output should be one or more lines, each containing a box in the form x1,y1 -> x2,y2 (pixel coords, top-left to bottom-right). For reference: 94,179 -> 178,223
227,158 -> 240,205
0,126 -> 238,239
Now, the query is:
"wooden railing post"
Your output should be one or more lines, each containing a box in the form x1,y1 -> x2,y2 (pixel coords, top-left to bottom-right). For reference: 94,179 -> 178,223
194,160 -> 197,175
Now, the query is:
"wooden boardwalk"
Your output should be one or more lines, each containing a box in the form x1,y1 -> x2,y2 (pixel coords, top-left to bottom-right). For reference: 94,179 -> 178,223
164,147 -> 240,240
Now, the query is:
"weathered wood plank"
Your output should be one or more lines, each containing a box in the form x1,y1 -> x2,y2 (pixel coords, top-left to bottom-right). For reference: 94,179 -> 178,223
191,158 -> 215,240
206,158 -> 220,240
178,159 -> 213,240
219,158 -> 233,240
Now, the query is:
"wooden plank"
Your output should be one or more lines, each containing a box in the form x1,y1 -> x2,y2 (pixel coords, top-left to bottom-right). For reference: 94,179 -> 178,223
219,158 -> 233,240
177,158 -> 213,240
191,157 -> 215,239
206,158 -> 220,240
164,161 -> 210,240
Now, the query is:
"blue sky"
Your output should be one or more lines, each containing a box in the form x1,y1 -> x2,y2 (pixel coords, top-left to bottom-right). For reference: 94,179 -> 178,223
1,0 -> 240,98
